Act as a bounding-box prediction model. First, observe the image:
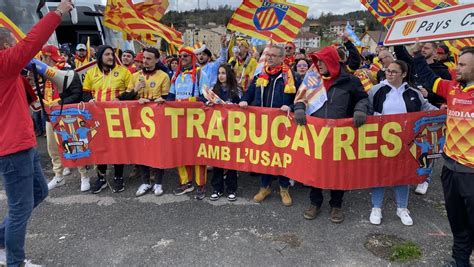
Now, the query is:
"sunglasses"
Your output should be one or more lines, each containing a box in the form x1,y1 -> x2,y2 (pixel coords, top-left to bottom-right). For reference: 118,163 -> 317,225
178,54 -> 190,59
297,64 -> 308,68
285,47 -> 294,50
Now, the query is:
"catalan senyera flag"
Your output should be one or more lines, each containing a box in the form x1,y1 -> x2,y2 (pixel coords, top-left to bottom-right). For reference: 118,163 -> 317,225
407,0 -> 458,14
227,0 -> 308,44
443,38 -> 474,64
104,0 -> 182,46
0,11 -> 26,42
360,0 -> 409,28
134,0 -> 169,21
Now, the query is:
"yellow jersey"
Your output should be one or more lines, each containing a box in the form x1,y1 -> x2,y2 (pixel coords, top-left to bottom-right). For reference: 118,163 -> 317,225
229,55 -> 257,91
127,69 -> 170,100
74,58 -> 89,69
83,65 -> 132,102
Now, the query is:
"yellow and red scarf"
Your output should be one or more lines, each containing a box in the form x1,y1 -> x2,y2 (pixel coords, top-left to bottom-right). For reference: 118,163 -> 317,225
256,64 -> 296,94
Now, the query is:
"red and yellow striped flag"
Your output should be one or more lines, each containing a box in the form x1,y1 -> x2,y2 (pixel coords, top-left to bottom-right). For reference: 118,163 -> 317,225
0,11 -> 26,42
227,0 -> 308,44
104,0 -> 182,46
443,38 -> 474,64
407,0 -> 458,14
134,0 -> 169,21
360,0 -> 409,28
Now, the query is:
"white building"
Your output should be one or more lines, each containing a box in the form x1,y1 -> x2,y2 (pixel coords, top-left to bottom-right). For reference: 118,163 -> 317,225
183,23 -> 227,56
295,31 -> 321,51
329,21 -> 356,35
360,31 -> 387,53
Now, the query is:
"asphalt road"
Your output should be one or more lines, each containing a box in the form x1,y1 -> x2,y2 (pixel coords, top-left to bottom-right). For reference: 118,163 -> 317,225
0,137 -> 465,266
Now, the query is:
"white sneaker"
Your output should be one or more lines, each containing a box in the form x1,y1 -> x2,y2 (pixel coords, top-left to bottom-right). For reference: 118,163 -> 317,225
136,184 -> 152,197
289,179 -> 295,187
397,208 -> 413,226
369,208 -> 382,225
23,259 -> 42,267
153,184 -> 164,196
62,167 -> 71,176
48,176 -> 65,190
415,181 -> 429,195
81,177 -> 90,192
0,248 -> 6,266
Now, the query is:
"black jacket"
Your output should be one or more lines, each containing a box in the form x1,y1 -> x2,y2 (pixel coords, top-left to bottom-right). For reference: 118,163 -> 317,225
343,40 -> 362,73
368,83 -> 437,114
394,45 -> 449,107
294,69 -> 369,119
242,70 -> 300,108
58,72 -> 83,105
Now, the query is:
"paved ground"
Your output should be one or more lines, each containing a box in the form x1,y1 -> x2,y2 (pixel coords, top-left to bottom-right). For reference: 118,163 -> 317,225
0,137 -> 464,266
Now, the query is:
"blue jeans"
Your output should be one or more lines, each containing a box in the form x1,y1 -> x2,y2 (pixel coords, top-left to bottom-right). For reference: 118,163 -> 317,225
261,175 -> 290,188
0,148 -> 48,266
371,185 -> 409,209
32,111 -> 46,135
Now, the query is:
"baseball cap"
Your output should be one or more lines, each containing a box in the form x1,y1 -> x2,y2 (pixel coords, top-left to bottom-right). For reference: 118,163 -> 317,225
437,45 -> 449,55
76,43 -> 87,51
42,45 -> 64,62
134,52 -> 144,62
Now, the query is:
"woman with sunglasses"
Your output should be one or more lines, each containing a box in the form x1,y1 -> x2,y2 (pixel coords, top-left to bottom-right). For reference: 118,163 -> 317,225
367,60 -> 437,226
293,59 -> 311,83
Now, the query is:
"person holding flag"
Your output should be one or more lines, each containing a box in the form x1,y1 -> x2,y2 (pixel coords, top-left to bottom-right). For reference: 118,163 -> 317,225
294,45 -> 369,223
0,1 -> 74,265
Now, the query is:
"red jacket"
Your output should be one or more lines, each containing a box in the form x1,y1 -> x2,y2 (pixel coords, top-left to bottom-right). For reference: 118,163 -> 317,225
0,12 -> 61,156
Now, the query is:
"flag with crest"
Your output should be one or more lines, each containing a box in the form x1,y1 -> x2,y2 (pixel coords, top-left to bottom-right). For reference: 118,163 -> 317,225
227,0 -> 308,43
360,0 -> 409,28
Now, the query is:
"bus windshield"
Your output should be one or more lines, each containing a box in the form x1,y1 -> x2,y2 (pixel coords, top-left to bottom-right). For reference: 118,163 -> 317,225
0,0 -> 46,35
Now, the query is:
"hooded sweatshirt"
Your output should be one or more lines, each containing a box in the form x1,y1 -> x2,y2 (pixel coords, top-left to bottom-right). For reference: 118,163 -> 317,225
294,46 -> 369,119
82,45 -> 132,102
310,46 -> 340,90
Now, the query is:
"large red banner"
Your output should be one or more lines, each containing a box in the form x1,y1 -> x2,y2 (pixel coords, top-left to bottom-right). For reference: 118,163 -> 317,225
50,102 -> 447,190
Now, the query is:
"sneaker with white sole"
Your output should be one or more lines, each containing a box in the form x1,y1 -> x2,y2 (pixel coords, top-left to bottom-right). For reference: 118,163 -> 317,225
0,248 -> 5,266
81,177 -> 90,192
23,259 -> 43,267
47,176 -> 65,190
210,191 -> 223,201
136,184 -> 152,197
227,192 -> 237,202
415,181 -> 429,195
153,184 -> 164,196
369,208 -> 382,225
397,208 -> 413,226
62,167 -> 71,176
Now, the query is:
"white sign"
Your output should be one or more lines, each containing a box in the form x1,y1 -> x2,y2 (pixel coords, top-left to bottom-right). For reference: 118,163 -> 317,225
384,3 -> 474,46
75,60 -> 97,84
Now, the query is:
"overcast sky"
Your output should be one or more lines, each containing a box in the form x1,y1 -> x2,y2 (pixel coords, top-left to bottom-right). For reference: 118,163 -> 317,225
124,0 -> 474,18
